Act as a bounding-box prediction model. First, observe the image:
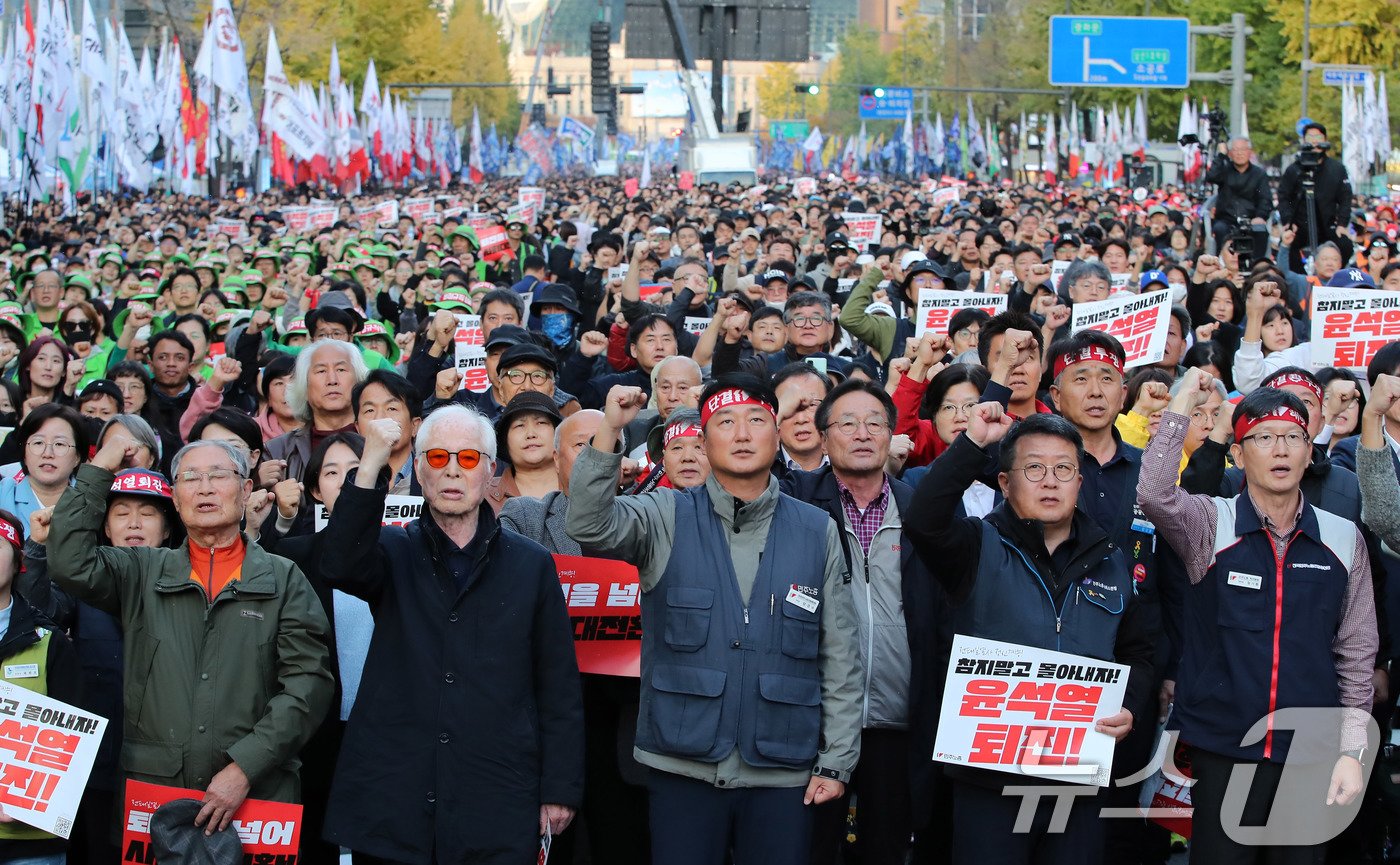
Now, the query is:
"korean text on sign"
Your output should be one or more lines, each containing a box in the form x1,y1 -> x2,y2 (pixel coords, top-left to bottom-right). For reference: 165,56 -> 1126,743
1310,286 -> 1400,371
915,290 -> 1008,338
316,495 -> 425,532
554,555 -> 641,678
1070,289 -> 1172,369
840,212 -> 883,249
933,635 -> 1128,786
0,680 -> 106,838
123,780 -> 302,864
454,314 -> 490,393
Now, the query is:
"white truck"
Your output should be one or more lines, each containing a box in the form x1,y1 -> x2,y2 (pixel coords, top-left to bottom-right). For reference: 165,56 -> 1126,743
680,134 -> 758,186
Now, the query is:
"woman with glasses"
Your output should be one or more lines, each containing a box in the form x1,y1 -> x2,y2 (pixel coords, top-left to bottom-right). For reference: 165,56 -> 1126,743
0,403 -> 87,525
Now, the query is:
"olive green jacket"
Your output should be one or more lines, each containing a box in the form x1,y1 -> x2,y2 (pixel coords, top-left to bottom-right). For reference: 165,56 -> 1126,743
48,463 -> 334,802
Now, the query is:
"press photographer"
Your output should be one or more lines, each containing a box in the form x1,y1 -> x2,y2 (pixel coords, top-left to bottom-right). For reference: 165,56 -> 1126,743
1205,137 -> 1273,266
1277,121 -> 1354,272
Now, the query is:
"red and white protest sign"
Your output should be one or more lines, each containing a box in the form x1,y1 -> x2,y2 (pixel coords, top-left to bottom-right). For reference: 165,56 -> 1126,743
122,780 -> 302,864
478,227 -> 510,256
0,681 -> 107,838
1310,286 -> 1400,371
308,206 -> 338,231
916,289 -> 1007,338
683,316 -> 712,335
1070,289 -> 1172,369
1109,272 -> 1134,294
315,495 -> 425,531
840,212 -> 883,249
1050,259 -> 1071,290
933,635 -> 1128,787
402,197 -> 434,222
928,186 -> 962,209
519,186 -> 546,214
793,177 -> 817,197
1138,732 -> 1193,837
509,203 -> 537,227
212,217 -> 248,242
554,555 -> 641,678
281,207 -> 311,234
355,200 -> 399,228
452,314 -> 490,393
467,213 -> 495,234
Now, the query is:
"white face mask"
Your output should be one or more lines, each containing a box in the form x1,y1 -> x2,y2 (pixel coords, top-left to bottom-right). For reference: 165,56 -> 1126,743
1169,281 -> 1188,303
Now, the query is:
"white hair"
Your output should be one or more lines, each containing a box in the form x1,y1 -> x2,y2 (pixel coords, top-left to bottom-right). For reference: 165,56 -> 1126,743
286,339 -> 369,423
171,439 -> 249,479
416,404 -> 498,462
647,355 -> 702,411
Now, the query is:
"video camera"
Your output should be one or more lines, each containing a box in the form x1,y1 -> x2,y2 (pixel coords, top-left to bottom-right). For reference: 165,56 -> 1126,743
1227,216 -> 1256,271
1297,141 -> 1331,171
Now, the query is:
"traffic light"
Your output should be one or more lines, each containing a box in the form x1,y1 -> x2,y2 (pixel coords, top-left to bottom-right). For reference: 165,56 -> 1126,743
590,22 -> 613,117
606,113 -> 619,136
794,83 -> 819,95
531,103 -> 546,126
860,86 -> 887,99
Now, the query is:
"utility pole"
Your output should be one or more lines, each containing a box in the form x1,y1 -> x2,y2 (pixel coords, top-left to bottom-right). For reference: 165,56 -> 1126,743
1301,0 -> 1312,118
1188,14 -> 1253,138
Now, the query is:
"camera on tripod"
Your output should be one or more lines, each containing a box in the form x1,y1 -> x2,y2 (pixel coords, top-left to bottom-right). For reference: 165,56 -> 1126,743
1228,216 -> 1256,270
1297,141 -> 1331,171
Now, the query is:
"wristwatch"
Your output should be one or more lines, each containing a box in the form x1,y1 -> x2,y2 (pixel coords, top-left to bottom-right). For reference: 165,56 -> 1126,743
813,766 -> 841,780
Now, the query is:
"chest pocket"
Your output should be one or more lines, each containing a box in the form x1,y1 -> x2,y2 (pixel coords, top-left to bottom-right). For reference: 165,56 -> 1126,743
664,587 -> 714,652
1078,583 -> 1125,616
779,598 -> 820,660
1216,573 -> 1270,632
1283,569 -> 1344,631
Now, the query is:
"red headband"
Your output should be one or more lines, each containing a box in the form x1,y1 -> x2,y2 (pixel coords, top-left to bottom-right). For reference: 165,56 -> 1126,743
663,424 -> 702,448
1234,405 -> 1308,442
1053,344 -> 1124,378
111,470 -> 172,499
0,519 -> 24,572
1261,371 -> 1323,405
700,388 -> 777,427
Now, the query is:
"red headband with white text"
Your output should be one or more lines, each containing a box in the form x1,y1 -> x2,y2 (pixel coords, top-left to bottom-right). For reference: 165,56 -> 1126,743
1234,405 -> 1308,442
1261,371 -> 1323,405
1053,344 -> 1124,378
663,424 -> 702,447
700,388 -> 777,427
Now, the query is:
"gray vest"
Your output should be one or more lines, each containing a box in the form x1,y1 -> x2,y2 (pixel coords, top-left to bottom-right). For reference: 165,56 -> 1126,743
955,522 -> 1127,661
636,486 -> 830,769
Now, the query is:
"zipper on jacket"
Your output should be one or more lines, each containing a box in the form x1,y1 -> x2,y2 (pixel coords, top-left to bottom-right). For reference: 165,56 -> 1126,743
862,547 -> 873,727
1264,533 -> 1298,760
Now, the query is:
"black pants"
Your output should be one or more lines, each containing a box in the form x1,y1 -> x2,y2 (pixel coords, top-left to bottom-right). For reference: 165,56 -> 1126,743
811,728 -> 912,865
950,779 -> 1103,865
1187,747 -> 1336,865
68,785 -> 119,865
648,771 -> 811,865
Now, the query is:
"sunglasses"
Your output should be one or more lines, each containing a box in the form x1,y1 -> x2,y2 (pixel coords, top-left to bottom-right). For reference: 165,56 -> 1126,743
423,448 -> 484,470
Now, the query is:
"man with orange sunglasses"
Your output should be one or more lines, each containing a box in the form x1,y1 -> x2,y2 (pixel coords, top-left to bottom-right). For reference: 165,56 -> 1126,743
320,404 -> 584,864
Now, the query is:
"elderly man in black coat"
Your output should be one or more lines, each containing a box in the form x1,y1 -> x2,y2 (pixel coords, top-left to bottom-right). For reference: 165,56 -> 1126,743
321,404 -> 584,864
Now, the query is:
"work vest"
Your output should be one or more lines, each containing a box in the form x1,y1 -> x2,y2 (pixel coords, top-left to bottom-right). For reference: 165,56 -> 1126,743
0,630 -> 55,842
1173,496 -> 1355,763
953,522 -> 1127,662
636,487 -> 829,769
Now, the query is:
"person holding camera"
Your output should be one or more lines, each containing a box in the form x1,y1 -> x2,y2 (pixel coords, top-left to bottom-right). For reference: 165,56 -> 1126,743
1278,122 -> 1354,273
1206,137 -> 1273,264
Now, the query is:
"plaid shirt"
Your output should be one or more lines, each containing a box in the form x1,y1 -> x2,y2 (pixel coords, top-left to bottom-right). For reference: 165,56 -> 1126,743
836,475 -> 891,555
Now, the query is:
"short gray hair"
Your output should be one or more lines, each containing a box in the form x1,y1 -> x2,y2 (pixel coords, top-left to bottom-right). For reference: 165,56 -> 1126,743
416,404 -> 497,463
286,339 -> 369,423
170,439 -> 249,480
1063,259 -> 1112,293
101,414 -> 162,464
784,290 -> 832,319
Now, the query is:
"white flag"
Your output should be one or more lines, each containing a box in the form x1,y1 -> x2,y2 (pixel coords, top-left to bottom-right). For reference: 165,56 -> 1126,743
78,0 -> 107,119
260,26 -> 324,162
209,0 -> 253,143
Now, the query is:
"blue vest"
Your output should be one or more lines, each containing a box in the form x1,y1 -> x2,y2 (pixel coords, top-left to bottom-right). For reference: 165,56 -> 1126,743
636,487 -> 830,769
1173,496 -> 1354,763
955,522 -> 1127,661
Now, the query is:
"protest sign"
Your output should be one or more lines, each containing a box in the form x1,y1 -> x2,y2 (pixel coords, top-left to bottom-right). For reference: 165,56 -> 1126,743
683,316 -> 711,335
402,196 -> 434,222
929,187 -> 962,208
0,681 -> 107,837
308,206 -> 337,231
122,780 -> 302,864
1050,259 -> 1071,290
916,290 -> 1007,338
316,495 -> 424,531
1110,272 -> 1133,293
453,314 -> 490,392
354,199 -> 399,228
1138,732 -> 1193,837
607,264 -> 629,285
638,283 -> 666,300
212,217 -> 248,242
793,177 -> 817,197
281,207 -> 310,234
508,203 -> 536,227
555,555 -> 641,677
841,212 -> 883,249
478,226 -> 509,256
467,213 -> 495,234
519,186 -> 546,214
1310,286 -> 1400,371
1070,289 -> 1172,369
933,635 -> 1128,786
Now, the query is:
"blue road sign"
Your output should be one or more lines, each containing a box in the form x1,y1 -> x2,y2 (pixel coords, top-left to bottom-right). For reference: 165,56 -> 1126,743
1048,16 -> 1190,88
1322,69 -> 1371,87
858,87 -> 914,120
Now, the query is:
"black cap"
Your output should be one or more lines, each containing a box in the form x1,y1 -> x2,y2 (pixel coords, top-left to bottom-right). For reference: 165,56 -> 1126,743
825,231 -> 850,249
79,379 -> 124,406
497,342 -> 558,374
1054,233 -> 1081,250
494,391 -> 563,459
485,324 -> 530,351
530,284 -> 582,319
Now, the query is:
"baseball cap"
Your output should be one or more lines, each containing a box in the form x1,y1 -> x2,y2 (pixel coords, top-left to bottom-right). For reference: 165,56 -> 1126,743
899,250 -> 928,271
497,342 -> 558,374
484,324 -> 530,352
1139,270 -> 1169,290
1326,268 -> 1377,289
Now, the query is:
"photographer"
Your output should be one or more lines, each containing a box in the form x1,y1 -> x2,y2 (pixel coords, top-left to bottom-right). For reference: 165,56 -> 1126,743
1278,121 -> 1354,272
1206,137 -> 1272,263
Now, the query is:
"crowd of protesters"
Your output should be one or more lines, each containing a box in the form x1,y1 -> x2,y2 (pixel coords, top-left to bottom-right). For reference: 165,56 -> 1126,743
0,118 -> 1398,865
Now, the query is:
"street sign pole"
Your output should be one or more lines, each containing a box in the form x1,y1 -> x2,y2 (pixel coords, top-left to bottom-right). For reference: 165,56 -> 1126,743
1188,14 -> 1254,139
1048,16 -> 1191,89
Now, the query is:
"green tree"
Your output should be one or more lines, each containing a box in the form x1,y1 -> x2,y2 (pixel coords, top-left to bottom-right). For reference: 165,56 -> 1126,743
822,25 -> 892,134
394,2 -> 521,133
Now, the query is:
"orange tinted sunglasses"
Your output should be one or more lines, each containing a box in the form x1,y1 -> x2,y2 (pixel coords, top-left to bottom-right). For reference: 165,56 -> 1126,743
423,448 -> 484,470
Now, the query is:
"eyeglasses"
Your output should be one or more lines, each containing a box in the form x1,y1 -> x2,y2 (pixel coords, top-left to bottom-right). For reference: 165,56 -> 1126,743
26,439 -> 75,455
824,417 -> 890,437
1240,431 -> 1309,450
937,401 -> 980,417
423,448 -> 484,470
1013,462 -> 1079,483
502,369 -> 552,385
785,315 -> 830,328
954,327 -> 980,342
176,468 -> 243,485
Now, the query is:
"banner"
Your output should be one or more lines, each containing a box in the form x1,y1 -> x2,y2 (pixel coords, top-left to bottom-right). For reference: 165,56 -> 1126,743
841,212 -> 883,249
518,186 -> 546,214
0,681 -> 107,837
1109,272 -> 1133,293
916,290 -> 1007,338
683,316 -> 712,335
355,199 -> 399,228
402,196 -> 434,222
1070,289 -> 1172,369
933,635 -> 1128,787
793,177 -> 817,197
315,495 -> 424,531
1050,259 -> 1071,290
123,780 -> 302,864
929,186 -> 962,208
211,217 -> 248,242
453,314 -> 490,392
1310,286 -> 1400,371
281,206 -> 310,234
477,227 -> 509,256
554,555 -> 641,677
308,206 -> 338,231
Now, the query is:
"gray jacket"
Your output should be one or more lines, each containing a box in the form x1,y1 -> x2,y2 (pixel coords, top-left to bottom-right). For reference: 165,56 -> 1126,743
1359,443 -> 1400,553
565,446 -> 863,786
499,491 -> 580,556
844,499 -> 911,731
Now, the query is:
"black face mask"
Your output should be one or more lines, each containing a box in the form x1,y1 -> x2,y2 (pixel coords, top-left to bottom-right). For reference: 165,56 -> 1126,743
61,323 -> 92,344
0,412 -> 17,428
